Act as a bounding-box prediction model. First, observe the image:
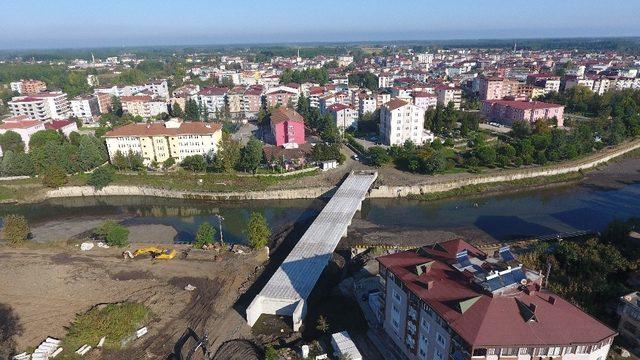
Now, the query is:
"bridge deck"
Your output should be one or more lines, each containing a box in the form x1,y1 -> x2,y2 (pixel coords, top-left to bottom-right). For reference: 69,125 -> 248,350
247,171 -> 377,329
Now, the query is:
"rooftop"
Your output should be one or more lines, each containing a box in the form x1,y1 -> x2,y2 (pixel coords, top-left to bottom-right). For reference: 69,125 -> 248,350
378,239 -> 616,347
483,99 -> 564,110
104,120 -> 222,137
270,108 -> 304,125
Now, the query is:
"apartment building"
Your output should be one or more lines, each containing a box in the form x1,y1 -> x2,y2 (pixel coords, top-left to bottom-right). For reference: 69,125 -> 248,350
8,92 -> 70,120
380,98 -> 426,146
526,74 -> 561,94
481,100 -> 565,127
10,79 -> 47,95
377,239 -> 617,360
0,116 -> 46,153
435,86 -> 462,109
104,119 -> 222,165
478,77 -> 504,100
411,92 -> 438,111
227,86 -> 245,118
195,87 -> 228,119
327,103 -> 358,133
121,95 -> 168,118
265,85 -> 299,108
269,108 -> 305,147
70,95 -> 101,122
358,93 -> 377,117
617,292 -> 640,353
242,85 -> 264,116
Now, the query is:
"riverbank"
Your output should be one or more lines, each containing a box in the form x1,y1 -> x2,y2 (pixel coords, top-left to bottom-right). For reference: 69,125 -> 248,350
2,138 -> 640,204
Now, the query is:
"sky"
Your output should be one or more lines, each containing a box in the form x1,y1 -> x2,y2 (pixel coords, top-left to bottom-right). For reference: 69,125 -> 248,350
1,0 -> 639,49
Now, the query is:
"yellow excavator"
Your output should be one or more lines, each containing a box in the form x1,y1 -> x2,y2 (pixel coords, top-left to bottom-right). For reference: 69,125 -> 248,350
123,247 -> 177,260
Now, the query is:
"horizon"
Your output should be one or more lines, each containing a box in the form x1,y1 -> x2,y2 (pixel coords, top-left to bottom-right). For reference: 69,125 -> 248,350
1,0 -> 639,50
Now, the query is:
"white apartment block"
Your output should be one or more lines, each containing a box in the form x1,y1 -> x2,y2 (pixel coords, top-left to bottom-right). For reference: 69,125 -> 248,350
0,116 -> 47,154
195,87 -> 228,119
327,104 -> 358,133
435,86 -> 462,109
380,98 -> 426,146
70,95 -> 101,122
8,92 -> 70,120
104,119 -> 223,165
358,95 -> 377,117
121,95 -> 168,118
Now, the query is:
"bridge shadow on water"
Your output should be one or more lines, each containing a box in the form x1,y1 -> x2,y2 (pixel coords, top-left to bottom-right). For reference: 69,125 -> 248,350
474,215 -> 559,241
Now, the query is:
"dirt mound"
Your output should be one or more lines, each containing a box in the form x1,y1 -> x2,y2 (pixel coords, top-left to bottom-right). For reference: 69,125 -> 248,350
213,339 -> 262,360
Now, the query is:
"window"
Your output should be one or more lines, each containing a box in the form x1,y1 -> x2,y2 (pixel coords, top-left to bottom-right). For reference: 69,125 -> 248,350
421,318 -> 430,333
392,289 -> 401,303
501,348 -> 518,357
436,333 -> 445,347
519,348 -> 532,355
473,348 -> 487,357
434,349 -> 443,360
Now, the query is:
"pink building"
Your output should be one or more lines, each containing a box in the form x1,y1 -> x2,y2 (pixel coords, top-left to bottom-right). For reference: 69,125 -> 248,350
270,108 -> 305,147
410,91 -> 438,110
479,77 -> 505,100
481,100 -> 565,127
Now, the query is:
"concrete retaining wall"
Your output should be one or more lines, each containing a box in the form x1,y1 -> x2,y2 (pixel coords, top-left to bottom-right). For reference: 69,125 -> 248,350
47,184 -> 334,201
369,139 -> 640,198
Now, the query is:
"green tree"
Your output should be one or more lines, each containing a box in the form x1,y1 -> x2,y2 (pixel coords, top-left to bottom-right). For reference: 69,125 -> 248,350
41,165 -> 67,188
126,150 -> 145,171
215,133 -> 241,172
111,96 -> 123,117
264,346 -> 279,360
239,138 -> 263,173
0,131 -> 24,153
194,222 -> 217,248
368,146 -> 391,167
180,155 -> 207,172
246,212 -> 271,249
78,135 -> 106,171
185,98 -> 200,121
28,130 -> 62,150
88,165 -> 116,190
476,146 -> 497,166
112,150 -> 128,170
2,214 -> 30,245
171,102 -> 184,118
0,151 -> 35,176
163,157 -> 176,170
315,315 -> 330,333
95,220 -> 129,247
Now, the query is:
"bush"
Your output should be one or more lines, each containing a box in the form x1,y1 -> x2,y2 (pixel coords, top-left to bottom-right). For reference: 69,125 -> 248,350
180,155 -> 207,172
245,212 -> 271,249
95,220 -> 129,247
2,214 -> 30,245
88,165 -> 115,190
41,165 -> 68,188
194,222 -> 216,247
368,146 -> 391,167
163,157 -> 176,170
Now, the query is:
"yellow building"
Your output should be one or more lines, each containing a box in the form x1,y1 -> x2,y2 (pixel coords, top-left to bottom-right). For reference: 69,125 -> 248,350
104,118 -> 222,165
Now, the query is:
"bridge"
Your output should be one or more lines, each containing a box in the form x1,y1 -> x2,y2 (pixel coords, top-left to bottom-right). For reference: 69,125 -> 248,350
246,170 -> 378,331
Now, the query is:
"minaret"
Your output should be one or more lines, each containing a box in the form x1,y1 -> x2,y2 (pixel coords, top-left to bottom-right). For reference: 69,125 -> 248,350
91,52 -> 95,63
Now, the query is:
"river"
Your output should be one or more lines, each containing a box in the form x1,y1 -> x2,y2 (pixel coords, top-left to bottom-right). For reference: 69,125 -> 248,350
2,176 -> 640,244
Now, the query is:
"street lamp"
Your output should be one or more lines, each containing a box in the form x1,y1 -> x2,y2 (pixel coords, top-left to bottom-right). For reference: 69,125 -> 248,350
216,214 -> 225,245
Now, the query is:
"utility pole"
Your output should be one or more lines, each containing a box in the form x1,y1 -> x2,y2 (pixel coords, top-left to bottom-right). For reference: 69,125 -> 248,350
544,261 -> 552,288
216,214 -> 225,245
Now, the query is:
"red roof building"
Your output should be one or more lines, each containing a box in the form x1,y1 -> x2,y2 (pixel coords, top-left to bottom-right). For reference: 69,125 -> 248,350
269,108 -> 305,147
481,100 -> 565,127
377,239 -> 616,360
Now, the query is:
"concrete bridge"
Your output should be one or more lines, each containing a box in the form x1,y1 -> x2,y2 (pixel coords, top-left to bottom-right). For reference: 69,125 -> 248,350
246,170 -> 378,331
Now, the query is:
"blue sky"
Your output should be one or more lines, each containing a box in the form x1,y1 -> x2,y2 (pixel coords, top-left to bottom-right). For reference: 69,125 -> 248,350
0,0 -> 639,49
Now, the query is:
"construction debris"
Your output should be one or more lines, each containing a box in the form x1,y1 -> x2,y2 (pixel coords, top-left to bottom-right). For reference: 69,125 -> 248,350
80,242 -> 94,251
75,344 -> 91,356
184,284 -> 197,291
97,336 -> 106,348
136,326 -> 148,338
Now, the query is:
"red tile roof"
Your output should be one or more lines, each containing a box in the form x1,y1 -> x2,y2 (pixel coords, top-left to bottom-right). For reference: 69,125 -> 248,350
384,98 -> 409,111
198,87 -> 228,96
327,103 -> 352,112
270,108 -> 304,125
377,239 -> 616,347
483,100 -> 564,110
104,121 -> 222,137
45,120 -> 75,130
0,119 -> 43,130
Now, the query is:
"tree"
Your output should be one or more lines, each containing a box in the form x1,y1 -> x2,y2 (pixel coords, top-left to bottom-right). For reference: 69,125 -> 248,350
476,146 -> 497,166
88,165 -> 116,190
315,315 -> 330,334
0,131 -> 24,153
264,346 -> 279,360
112,150 -> 128,170
111,96 -> 123,117
215,133 -> 241,172
95,220 -> 129,247
194,222 -> 217,248
2,214 -> 30,245
239,138 -> 263,173
41,165 -> 67,188
185,98 -> 200,121
78,135 -> 107,171
246,212 -> 271,249
171,102 -> 184,118
368,146 -> 391,167
28,130 -> 62,150
0,151 -> 35,176
126,150 -> 145,171
180,155 -> 207,172
163,157 -> 176,170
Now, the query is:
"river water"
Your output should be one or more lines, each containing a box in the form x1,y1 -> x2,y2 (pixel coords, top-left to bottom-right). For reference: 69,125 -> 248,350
2,178 -> 640,244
